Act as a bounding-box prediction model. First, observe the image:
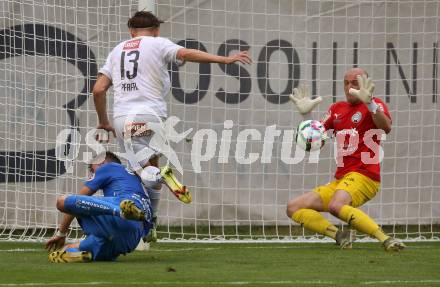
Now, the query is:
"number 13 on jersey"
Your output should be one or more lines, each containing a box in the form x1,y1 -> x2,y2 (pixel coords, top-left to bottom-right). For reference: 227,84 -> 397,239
120,50 -> 139,80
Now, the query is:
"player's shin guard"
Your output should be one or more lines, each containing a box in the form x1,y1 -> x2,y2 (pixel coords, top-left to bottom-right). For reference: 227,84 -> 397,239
292,209 -> 338,239
64,195 -> 120,217
338,205 -> 388,242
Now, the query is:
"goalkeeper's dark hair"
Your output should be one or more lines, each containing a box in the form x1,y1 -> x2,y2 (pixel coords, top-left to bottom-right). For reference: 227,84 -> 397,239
127,11 -> 164,29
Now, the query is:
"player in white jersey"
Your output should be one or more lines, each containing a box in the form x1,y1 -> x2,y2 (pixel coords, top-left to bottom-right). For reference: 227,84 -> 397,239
92,11 -> 251,242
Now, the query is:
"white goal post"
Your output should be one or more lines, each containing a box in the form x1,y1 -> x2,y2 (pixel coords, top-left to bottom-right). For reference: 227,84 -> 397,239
0,0 -> 439,242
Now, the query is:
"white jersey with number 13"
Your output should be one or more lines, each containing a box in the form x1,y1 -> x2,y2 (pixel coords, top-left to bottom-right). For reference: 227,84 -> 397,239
99,36 -> 183,118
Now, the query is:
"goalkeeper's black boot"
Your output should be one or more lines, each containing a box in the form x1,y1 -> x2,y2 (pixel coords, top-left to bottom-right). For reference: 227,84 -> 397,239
335,229 -> 355,249
383,237 -> 406,251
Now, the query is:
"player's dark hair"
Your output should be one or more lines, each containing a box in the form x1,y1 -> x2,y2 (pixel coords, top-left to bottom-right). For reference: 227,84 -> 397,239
104,151 -> 121,164
87,152 -> 121,172
127,11 -> 164,29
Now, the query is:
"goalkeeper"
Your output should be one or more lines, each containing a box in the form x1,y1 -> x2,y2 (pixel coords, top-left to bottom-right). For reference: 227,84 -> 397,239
92,11 -> 251,242
286,67 -> 405,251
45,152 -> 152,262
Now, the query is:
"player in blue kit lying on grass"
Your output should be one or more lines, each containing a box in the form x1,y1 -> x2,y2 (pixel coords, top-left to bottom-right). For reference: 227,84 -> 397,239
45,151 -> 152,262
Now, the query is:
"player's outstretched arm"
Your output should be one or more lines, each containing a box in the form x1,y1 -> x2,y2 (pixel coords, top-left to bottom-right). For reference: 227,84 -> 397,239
349,75 -> 392,134
176,49 -> 252,65
369,108 -> 392,134
93,74 -> 116,139
289,84 -> 322,117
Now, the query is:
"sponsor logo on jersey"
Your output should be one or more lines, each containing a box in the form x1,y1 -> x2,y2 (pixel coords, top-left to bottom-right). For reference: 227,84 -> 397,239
351,111 -> 362,123
123,39 -> 141,50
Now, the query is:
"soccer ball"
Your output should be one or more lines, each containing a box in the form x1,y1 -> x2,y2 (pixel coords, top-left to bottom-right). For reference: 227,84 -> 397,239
295,120 -> 326,152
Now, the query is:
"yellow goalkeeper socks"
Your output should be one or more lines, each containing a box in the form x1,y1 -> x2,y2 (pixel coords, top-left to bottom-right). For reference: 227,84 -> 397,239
372,229 -> 389,242
338,205 -> 389,242
292,209 -> 338,239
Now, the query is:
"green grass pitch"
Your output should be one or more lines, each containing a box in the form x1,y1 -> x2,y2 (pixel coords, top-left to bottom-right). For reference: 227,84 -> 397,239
0,241 -> 440,287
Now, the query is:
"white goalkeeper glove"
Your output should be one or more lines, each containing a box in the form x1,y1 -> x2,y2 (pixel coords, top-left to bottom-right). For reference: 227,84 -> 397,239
349,74 -> 378,113
289,85 -> 322,115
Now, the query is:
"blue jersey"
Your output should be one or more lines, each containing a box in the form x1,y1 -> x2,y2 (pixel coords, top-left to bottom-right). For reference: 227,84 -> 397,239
70,162 -> 152,261
85,162 -> 147,200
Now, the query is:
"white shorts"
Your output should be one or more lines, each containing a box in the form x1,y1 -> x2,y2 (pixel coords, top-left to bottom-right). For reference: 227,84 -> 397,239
113,114 -> 165,169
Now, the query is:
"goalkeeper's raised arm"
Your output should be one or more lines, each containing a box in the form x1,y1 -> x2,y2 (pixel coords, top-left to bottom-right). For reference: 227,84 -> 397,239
289,84 -> 322,118
347,73 -> 391,134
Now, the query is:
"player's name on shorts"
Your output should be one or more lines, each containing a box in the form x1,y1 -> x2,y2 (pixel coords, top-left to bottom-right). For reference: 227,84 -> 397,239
123,122 -> 152,137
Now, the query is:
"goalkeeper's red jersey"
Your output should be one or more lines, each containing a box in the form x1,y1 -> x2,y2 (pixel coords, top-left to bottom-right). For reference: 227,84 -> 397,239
321,98 -> 391,182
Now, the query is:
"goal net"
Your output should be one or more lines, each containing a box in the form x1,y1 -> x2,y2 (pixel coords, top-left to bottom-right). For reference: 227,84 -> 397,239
0,0 -> 439,242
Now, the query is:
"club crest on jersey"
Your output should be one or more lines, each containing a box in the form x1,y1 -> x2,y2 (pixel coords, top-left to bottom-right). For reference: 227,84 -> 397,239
87,173 -> 95,181
351,111 -> 362,123
123,39 -> 141,50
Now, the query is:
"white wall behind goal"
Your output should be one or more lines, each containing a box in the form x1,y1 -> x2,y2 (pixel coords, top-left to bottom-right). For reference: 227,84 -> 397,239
0,0 -> 439,241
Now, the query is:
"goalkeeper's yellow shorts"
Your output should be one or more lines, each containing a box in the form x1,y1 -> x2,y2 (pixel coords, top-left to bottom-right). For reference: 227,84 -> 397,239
313,172 -> 380,210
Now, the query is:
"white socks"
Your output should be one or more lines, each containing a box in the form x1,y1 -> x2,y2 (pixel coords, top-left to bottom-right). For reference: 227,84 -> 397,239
140,166 -> 162,218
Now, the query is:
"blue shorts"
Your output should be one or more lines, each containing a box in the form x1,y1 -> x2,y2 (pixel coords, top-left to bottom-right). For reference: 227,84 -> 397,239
75,196 -> 151,261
